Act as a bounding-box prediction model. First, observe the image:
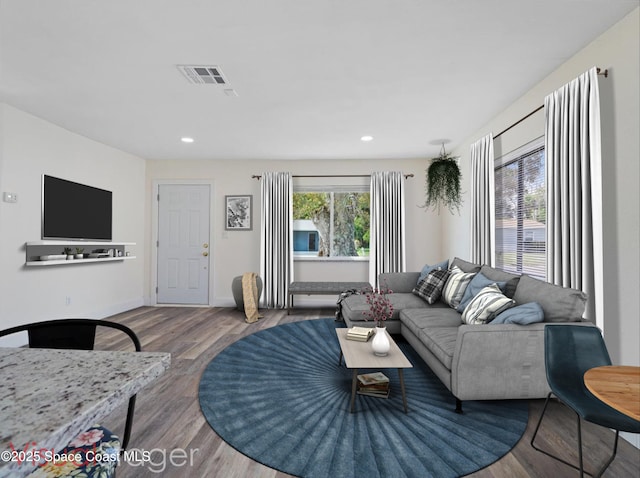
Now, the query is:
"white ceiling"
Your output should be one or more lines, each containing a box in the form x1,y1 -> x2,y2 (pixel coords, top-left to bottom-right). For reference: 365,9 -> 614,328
1,0 -> 637,161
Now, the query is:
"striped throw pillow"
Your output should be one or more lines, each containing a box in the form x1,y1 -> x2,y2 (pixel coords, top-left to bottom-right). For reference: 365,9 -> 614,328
462,284 -> 515,324
441,266 -> 476,310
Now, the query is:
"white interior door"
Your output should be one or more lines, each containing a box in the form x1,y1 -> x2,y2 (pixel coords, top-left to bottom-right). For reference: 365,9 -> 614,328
157,184 -> 210,304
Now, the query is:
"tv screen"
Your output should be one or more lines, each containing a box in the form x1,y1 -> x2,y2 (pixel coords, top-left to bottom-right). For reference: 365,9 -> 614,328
42,175 -> 113,241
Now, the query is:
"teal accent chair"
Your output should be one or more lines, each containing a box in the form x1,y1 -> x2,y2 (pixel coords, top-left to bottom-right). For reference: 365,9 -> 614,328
531,324 -> 640,477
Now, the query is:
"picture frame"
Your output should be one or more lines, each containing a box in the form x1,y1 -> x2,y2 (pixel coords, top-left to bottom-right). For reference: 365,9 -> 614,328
225,195 -> 253,231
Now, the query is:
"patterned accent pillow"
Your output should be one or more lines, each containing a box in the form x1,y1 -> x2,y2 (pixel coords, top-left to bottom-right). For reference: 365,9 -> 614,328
413,269 -> 451,304
418,259 -> 449,283
441,266 -> 476,309
462,284 -> 516,324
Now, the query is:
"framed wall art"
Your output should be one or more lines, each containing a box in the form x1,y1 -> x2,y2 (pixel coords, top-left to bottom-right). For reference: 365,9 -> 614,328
225,195 -> 252,230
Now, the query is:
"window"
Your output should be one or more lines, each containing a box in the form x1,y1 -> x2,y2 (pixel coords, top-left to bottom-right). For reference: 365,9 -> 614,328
495,138 -> 546,279
293,189 -> 370,259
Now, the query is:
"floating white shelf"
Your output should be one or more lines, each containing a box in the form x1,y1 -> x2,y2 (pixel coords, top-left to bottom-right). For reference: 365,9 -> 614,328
25,241 -> 136,267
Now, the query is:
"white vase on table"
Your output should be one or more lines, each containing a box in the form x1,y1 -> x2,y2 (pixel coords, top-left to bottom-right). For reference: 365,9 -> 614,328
372,326 -> 390,356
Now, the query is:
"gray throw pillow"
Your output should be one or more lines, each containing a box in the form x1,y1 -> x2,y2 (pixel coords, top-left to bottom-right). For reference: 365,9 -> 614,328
512,275 -> 587,322
479,265 -> 520,298
450,257 -> 482,273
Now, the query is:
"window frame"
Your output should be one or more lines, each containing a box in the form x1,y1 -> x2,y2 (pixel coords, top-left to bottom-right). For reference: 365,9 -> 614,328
494,136 -> 546,279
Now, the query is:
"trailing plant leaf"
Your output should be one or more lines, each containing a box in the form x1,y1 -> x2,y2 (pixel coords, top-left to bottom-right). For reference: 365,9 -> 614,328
422,154 -> 462,214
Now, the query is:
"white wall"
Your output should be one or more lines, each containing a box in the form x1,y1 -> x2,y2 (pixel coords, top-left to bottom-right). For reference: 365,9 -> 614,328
146,158 -> 442,307
443,8 -> 640,368
0,104 -> 146,342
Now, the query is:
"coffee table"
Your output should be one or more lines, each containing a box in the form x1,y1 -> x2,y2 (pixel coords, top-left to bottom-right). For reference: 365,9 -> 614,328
336,328 -> 413,413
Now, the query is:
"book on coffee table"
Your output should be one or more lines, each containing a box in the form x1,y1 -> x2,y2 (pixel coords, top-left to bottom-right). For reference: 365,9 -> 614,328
347,326 -> 375,342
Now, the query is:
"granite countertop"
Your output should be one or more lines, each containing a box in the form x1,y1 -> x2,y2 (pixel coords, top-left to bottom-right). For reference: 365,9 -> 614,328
0,347 -> 171,477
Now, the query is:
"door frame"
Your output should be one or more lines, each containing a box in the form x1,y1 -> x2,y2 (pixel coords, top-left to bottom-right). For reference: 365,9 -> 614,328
150,179 -> 216,306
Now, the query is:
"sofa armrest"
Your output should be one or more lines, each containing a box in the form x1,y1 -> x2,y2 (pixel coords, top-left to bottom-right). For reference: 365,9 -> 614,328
378,272 -> 420,293
451,322 -> 597,400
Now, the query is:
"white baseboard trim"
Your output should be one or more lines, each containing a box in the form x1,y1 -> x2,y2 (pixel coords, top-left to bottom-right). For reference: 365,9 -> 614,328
92,298 -> 145,319
621,431 -> 639,449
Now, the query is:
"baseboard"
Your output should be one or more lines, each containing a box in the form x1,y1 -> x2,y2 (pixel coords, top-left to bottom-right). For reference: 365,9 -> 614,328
621,431 -> 640,449
74,298 -> 145,320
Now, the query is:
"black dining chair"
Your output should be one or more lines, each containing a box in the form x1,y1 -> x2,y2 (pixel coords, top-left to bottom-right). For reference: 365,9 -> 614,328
0,318 -> 141,477
530,324 -> 640,477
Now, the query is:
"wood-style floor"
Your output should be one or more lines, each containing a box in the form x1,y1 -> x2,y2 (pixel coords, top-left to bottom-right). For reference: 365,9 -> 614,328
97,306 -> 639,478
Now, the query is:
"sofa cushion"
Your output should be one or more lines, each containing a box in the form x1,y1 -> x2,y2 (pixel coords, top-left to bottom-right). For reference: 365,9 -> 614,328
450,257 -> 482,273
418,259 -> 449,283
512,274 -> 587,322
400,308 -> 462,370
456,273 -> 507,312
479,265 -> 520,298
413,269 -> 451,304
462,284 -> 516,324
417,327 -> 459,370
400,307 -> 463,329
491,302 -> 545,325
441,266 -> 476,310
341,293 -> 428,322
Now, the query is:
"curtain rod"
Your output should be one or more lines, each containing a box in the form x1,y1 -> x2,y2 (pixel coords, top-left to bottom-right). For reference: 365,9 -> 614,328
252,173 -> 414,180
494,67 -> 608,140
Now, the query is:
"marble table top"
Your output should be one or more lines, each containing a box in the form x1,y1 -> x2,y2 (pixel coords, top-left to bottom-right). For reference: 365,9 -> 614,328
0,347 -> 171,477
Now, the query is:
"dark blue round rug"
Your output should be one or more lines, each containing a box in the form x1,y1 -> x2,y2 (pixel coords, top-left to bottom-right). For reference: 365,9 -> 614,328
199,318 -> 528,478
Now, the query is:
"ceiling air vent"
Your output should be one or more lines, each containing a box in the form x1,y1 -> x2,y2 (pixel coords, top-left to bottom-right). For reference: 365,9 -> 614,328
177,65 -> 227,85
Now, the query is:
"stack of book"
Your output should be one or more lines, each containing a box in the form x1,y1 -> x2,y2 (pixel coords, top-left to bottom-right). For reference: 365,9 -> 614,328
346,326 -> 375,342
356,372 -> 390,398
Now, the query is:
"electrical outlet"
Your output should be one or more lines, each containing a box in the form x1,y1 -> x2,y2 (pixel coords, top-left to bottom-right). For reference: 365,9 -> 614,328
3,192 -> 18,203
65,296 -> 71,306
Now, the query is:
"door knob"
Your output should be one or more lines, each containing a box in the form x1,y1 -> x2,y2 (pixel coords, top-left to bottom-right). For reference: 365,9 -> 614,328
203,251 -> 209,257
203,243 -> 209,248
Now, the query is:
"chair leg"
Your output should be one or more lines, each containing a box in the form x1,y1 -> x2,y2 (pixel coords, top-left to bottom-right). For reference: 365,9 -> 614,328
593,430 -> 619,478
531,394 -> 621,477
455,398 -> 463,414
530,392 -> 553,450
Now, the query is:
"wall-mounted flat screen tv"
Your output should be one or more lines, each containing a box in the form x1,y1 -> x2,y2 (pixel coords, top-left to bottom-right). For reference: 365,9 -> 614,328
42,175 -> 112,241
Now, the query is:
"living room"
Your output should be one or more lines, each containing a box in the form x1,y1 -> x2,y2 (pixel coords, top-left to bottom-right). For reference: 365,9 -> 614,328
0,2 -> 638,477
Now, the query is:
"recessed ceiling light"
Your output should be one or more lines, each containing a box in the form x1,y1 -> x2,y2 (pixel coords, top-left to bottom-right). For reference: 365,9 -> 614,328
361,135 -> 373,142
181,137 -> 194,143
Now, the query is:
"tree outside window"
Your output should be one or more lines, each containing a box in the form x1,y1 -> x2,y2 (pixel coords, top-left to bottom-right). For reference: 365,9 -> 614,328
293,191 -> 370,257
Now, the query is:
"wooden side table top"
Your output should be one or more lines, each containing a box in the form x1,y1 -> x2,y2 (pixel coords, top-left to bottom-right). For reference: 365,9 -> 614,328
584,365 -> 640,421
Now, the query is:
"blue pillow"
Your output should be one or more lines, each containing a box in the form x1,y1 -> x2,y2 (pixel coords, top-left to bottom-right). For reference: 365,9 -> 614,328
418,259 -> 449,283
456,272 -> 507,312
490,302 -> 544,325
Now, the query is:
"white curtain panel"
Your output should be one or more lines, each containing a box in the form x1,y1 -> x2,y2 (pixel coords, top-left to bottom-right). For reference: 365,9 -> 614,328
545,67 -> 603,326
369,171 -> 406,288
259,172 -> 293,309
469,133 -> 495,266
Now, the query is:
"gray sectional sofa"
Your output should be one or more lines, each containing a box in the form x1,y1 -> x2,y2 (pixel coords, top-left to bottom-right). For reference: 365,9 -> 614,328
339,257 -> 593,409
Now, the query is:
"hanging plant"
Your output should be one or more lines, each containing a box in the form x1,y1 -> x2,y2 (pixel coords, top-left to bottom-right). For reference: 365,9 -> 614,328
422,147 -> 462,214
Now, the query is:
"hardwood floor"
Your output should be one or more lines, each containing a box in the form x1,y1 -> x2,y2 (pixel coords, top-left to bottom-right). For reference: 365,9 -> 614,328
97,306 -> 639,478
